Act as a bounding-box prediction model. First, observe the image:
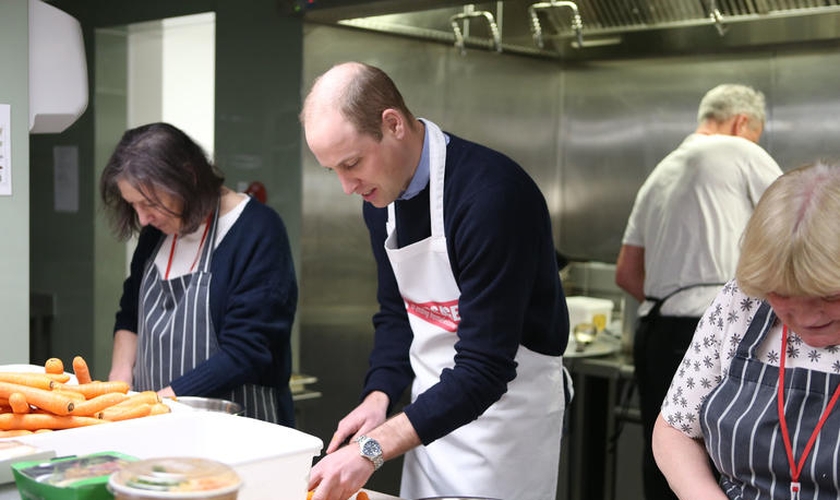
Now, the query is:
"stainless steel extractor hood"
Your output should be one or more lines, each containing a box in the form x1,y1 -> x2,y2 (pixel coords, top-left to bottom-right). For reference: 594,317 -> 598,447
303,0 -> 840,59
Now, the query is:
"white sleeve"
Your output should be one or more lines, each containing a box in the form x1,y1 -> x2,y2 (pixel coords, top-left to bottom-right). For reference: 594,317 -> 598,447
621,181 -> 650,247
659,280 -> 762,438
745,146 -> 783,206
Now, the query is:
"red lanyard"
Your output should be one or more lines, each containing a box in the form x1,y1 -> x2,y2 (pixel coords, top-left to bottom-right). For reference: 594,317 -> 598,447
164,217 -> 212,280
777,324 -> 840,499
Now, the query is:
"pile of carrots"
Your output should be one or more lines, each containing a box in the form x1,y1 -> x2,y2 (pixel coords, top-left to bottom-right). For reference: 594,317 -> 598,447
0,356 -> 170,438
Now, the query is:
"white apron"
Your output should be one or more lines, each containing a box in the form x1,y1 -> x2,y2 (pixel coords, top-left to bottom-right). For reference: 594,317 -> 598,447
386,119 -> 566,500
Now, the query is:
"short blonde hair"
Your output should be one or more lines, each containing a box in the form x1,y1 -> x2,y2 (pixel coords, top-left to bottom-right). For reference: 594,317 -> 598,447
737,161 -> 840,298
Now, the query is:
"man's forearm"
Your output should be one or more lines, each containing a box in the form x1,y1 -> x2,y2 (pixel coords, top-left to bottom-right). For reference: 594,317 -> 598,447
368,412 -> 422,462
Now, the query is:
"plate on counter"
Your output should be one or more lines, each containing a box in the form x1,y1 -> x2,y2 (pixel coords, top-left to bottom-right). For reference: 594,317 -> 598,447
564,334 -> 621,358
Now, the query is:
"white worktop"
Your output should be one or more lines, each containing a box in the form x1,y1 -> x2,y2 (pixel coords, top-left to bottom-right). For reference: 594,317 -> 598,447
0,485 -> 402,499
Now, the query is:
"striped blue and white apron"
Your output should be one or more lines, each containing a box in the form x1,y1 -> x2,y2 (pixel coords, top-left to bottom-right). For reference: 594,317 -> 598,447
134,205 -> 279,422
700,302 -> 840,499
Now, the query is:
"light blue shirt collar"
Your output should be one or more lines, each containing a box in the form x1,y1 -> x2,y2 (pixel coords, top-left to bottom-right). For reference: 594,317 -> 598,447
398,121 -> 448,201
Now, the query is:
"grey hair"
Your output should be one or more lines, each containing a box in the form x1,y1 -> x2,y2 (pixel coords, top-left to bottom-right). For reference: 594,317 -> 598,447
697,84 -> 766,127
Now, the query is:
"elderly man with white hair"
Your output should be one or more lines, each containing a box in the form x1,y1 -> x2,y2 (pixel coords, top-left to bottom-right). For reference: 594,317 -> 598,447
616,83 -> 783,500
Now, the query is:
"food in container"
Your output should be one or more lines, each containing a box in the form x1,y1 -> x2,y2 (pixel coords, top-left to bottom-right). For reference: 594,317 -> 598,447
8,411 -> 322,499
0,440 -> 55,485
108,457 -> 242,500
11,451 -> 137,500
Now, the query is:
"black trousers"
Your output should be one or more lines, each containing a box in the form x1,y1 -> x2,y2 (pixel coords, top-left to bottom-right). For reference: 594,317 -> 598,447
633,314 -> 700,500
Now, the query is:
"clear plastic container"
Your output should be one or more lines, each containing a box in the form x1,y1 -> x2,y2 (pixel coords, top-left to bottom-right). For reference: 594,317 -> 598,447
108,457 -> 241,500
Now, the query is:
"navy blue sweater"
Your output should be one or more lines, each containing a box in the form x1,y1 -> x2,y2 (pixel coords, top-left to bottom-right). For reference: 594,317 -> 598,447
362,133 -> 569,444
114,199 -> 297,426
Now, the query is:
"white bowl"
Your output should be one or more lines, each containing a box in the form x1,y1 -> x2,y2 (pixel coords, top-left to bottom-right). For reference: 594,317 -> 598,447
174,397 -> 243,416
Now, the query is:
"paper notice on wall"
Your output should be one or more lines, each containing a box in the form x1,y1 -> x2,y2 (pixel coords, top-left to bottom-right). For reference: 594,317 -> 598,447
0,104 -> 11,196
54,145 -> 79,213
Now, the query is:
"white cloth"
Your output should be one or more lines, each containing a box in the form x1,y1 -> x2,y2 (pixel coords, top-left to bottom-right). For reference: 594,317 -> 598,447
386,119 -> 565,500
622,133 -> 782,316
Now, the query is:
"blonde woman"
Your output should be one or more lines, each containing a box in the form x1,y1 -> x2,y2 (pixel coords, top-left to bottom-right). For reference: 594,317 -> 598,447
654,161 -> 840,499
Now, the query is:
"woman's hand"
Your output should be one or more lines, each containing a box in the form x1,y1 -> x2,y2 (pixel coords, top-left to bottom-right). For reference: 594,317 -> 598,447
157,386 -> 176,399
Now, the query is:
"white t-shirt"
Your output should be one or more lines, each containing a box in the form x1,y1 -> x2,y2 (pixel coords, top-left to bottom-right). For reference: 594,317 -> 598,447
153,194 -> 251,279
661,280 -> 840,438
622,133 -> 782,316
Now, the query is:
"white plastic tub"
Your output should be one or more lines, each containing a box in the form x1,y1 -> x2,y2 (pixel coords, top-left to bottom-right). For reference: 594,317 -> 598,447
13,411 -> 323,500
565,295 -> 614,331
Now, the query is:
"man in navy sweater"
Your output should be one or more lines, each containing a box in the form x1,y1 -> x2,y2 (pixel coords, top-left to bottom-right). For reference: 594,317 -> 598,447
301,62 -> 571,500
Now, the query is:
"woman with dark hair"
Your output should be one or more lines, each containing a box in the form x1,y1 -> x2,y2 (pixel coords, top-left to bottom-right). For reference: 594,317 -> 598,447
101,122 -> 297,426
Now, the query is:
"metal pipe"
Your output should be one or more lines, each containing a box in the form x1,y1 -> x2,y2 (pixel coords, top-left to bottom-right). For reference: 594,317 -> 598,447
528,0 -> 584,49
708,0 -> 727,36
449,9 -> 502,56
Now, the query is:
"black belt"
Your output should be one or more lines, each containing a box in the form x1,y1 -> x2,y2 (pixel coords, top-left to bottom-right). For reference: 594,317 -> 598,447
644,282 -> 725,318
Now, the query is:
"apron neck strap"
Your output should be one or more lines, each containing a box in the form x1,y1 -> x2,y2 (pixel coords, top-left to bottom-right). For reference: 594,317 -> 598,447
196,199 -> 221,272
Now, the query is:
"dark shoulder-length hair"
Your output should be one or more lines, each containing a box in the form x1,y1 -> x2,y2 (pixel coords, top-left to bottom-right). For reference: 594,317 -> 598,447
100,122 -> 224,240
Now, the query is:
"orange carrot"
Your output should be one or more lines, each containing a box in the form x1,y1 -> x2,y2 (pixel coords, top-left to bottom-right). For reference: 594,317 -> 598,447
43,373 -> 71,384
0,372 -> 55,391
107,390 -> 160,410
71,392 -> 128,416
49,385 -> 87,403
306,491 -> 314,500
72,356 -> 92,385
0,429 -> 34,438
44,358 -> 64,375
8,393 -> 29,414
0,381 -> 75,416
99,403 -> 152,421
55,381 -> 130,400
356,492 -> 370,500
0,413 -> 104,431
148,403 -> 171,416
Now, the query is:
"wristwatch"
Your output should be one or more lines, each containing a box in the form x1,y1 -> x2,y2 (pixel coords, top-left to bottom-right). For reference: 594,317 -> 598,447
356,435 -> 384,471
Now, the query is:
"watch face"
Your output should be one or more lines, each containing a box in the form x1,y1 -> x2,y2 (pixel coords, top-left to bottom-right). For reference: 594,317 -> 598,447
362,439 -> 382,456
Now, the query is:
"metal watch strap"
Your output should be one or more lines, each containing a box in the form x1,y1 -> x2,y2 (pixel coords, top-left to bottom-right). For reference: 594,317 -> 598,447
356,435 -> 384,471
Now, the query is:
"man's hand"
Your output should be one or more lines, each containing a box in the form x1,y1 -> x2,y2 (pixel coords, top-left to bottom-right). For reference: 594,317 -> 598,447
311,396 -> 423,500
308,442 -> 375,500
326,391 -> 389,453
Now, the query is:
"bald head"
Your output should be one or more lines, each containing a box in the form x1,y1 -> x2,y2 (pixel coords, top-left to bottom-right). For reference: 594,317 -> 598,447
300,62 -> 417,141
300,62 -> 426,208
300,62 -> 363,129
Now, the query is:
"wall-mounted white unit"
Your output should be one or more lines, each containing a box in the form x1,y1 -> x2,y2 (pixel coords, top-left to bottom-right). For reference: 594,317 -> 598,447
28,0 -> 88,134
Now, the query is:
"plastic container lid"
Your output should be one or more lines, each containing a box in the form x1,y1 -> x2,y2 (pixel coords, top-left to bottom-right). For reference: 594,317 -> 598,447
108,457 -> 241,499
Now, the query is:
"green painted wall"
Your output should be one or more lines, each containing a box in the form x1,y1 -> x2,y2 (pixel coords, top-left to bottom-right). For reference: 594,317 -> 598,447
0,0 -> 30,365
29,0 -> 304,378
